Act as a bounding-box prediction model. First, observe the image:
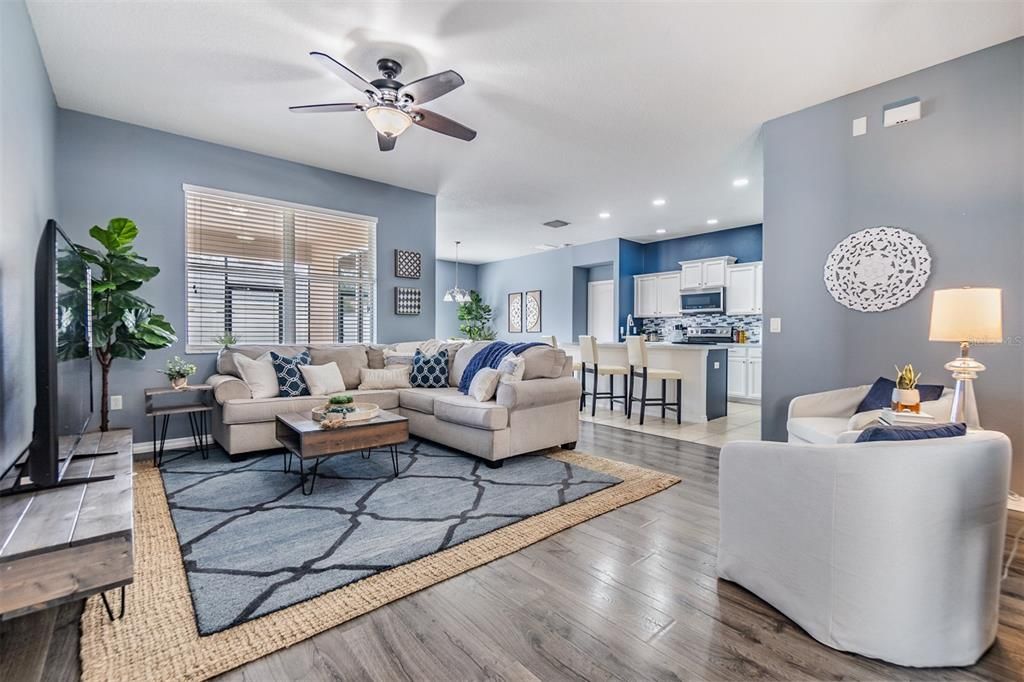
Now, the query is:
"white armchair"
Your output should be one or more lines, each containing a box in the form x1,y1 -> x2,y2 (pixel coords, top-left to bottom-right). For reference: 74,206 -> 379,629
787,383 -> 980,444
718,431 -> 1012,667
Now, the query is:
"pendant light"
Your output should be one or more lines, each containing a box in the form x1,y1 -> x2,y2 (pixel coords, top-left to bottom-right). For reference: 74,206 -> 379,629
443,241 -> 471,303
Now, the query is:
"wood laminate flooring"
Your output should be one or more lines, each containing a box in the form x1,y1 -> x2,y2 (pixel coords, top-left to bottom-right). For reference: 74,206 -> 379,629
3,422 -> 1023,681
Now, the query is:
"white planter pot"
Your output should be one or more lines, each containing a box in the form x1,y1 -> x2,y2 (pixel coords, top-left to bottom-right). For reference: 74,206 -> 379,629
892,387 -> 920,408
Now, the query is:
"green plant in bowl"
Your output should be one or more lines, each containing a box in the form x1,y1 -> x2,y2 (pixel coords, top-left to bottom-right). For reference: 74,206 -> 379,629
329,394 -> 353,405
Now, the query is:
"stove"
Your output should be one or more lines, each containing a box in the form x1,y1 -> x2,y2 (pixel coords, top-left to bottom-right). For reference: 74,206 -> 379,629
672,325 -> 734,345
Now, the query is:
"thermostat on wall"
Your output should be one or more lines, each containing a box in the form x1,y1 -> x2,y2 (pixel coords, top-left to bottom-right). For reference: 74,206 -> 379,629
883,97 -> 921,127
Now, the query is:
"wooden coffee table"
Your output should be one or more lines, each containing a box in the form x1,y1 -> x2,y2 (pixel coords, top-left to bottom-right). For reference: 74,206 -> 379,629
275,411 -> 409,495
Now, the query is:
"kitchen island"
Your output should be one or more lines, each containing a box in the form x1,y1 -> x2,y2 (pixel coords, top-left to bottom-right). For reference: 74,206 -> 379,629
563,341 -> 728,422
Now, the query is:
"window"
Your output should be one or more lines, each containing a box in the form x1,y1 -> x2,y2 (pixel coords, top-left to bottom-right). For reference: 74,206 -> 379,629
185,185 -> 377,352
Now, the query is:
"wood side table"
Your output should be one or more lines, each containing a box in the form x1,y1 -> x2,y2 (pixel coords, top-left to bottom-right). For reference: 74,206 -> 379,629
144,384 -> 213,467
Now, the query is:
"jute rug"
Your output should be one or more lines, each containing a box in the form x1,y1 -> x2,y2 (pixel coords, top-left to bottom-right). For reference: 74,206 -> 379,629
79,447 -> 680,681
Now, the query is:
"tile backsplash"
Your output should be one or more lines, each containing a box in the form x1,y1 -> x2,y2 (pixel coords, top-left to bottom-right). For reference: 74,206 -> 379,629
641,314 -> 762,343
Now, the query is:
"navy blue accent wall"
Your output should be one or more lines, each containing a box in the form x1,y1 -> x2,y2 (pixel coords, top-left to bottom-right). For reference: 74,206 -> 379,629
642,224 -> 763,273
618,240 -> 646,334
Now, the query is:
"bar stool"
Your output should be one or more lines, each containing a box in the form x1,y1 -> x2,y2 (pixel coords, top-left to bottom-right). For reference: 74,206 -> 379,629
543,335 -> 581,374
625,336 -> 682,425
578,335 -> 629,416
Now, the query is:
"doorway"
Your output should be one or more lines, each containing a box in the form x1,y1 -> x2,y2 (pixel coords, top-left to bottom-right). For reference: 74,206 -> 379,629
587,280 -> 615,342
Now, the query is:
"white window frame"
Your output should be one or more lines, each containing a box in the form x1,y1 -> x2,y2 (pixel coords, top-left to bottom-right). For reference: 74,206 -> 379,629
183,184 -> 378,353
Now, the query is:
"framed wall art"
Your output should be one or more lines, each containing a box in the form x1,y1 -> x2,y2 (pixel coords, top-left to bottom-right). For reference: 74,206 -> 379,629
508,292 -> 523,333
394,287 -> 422,315
525,290 -> 542,333
394,249 -> 422,279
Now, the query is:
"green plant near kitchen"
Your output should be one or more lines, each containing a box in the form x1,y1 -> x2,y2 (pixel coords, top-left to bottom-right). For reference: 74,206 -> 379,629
76,218 -> 176,430
457,290 -> 496,340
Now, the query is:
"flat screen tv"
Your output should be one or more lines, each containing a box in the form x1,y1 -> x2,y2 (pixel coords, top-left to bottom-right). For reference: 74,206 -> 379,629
10,220 -> 95,490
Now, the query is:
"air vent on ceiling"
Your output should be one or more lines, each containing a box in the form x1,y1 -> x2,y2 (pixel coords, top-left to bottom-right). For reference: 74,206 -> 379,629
543,219 -> 570,228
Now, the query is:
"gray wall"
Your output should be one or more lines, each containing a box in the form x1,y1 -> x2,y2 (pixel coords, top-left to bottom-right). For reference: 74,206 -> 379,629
762,38 -> 1024,491
0,1 -> 57,473
56,110 -> 436,442
434,259 -> 479,339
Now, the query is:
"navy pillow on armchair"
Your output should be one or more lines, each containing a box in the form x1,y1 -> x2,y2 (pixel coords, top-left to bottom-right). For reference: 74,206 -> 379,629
854,377 -> 945,414
856,422 -> 967,442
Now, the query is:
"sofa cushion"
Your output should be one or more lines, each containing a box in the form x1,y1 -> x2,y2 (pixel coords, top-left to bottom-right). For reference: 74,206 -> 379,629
450,341 -> 490,388
217,344 -> 307,378
308,344 -> 368,390
366,345 -> 387,369
359,366 -> 412,389
221,389 -> 400,425
269,350 -> 312,397
434,394 -> 509,431
410,349 -> 449,388
787,417 -> 851,444
299,362 -> 346,395
855,377 -> 945,414
234,352 -> 279,399
398,387 -> 460,414
519,345 -> 567,380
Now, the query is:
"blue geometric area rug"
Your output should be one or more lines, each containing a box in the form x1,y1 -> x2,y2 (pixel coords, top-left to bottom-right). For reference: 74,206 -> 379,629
78,440 -> 680,682
161,438 -> 620,635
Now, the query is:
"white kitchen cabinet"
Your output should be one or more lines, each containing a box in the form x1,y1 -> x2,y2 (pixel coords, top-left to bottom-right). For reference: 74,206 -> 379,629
634,271 -> 681,317
726,261 -> 763,315
727,345 -> 761,401
656,272 -> 681,316
679,256 -> 736,289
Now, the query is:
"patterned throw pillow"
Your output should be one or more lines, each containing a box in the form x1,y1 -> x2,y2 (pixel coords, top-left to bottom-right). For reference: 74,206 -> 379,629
410,349 -> 449,389
269,350 -> 312,397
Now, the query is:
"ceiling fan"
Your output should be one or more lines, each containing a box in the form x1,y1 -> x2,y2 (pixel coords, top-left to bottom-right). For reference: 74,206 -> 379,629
290,52 -> 477,152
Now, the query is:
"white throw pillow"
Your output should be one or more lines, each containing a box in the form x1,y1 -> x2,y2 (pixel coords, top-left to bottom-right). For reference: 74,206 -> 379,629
469,368 -> 502,402
496,351 -> 526,384
234,352 -> 278,399
358,366 -> 412,390
299,362 -> 346,396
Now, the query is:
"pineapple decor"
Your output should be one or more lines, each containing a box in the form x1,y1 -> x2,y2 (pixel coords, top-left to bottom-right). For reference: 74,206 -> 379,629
892,363 -> 923,413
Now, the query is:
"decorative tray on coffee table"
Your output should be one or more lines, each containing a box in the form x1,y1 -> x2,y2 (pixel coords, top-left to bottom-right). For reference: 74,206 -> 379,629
312,402 -> 380,428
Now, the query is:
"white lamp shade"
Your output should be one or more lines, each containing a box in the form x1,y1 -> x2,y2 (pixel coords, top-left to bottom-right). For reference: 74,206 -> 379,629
928,287 -> 1003,343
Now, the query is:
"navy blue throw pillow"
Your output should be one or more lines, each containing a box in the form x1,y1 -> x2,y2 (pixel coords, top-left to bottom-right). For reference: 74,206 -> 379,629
270,350 -> 311,397
855,377 -> 945,414
856,422 -> 967,443
410,349 -> 449,388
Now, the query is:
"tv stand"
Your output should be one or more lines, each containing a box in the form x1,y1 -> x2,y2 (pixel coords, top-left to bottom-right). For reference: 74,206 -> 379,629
0,449 -> 120,499
0,430 -> 134,620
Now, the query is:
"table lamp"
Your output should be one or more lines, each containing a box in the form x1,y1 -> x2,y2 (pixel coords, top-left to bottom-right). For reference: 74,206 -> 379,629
928,287 -> 1003,422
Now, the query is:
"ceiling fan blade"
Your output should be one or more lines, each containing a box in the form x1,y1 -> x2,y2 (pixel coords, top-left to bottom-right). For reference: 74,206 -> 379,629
398,70 -> 465,105
289,102 -> 362,113
310,51 -> 380,97
377,133 -> 397,152
413,108 -> 477,141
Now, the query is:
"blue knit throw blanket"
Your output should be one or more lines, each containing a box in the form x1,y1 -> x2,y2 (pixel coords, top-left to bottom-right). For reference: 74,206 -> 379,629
458,341 -> 546,394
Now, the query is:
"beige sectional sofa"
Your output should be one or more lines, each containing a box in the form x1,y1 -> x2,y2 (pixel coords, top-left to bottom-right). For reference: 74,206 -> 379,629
205,340 -> 582,467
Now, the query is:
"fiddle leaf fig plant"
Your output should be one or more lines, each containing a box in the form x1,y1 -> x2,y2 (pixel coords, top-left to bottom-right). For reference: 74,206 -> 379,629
76,218 -> 177,430
457,290 -> 496,340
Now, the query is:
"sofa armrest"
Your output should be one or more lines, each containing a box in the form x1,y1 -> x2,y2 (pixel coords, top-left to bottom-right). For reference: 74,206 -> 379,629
207,373 -> 252,403
496,376 -> 581,410
788,385 -> 870,420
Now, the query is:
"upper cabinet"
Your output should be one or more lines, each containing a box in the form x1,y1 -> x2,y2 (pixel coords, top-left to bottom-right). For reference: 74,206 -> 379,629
678,256 -> 736,289
634,271 -> 681,317
725,261 -> 763,315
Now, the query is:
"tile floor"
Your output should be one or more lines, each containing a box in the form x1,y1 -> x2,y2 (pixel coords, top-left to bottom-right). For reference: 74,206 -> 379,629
578,400 -> 762,447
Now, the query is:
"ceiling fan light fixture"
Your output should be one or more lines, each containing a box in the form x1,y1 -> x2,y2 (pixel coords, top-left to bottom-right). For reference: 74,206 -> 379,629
366,105 -> 412,138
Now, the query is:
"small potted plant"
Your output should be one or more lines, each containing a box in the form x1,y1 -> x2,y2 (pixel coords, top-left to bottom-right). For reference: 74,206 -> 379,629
159,356 -> 198,390
892,363 -> 922,413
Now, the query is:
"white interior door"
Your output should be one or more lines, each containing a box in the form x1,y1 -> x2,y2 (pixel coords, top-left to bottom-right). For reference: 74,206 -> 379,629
588,280 -> 616,342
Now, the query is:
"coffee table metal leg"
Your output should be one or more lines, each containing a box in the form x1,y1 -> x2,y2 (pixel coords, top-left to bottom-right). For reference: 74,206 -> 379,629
299,457 -> 320,495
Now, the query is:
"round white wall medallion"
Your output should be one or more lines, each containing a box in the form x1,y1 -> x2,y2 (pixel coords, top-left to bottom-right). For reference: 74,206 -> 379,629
823,226 -> 931,312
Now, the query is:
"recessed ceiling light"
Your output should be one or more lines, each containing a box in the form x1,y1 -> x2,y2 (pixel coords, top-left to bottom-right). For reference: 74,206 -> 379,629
652,198 -> 667,207
535,244 -> 558,251
236,234 -> 256,241
732,177 -> 749,187
598,211 -> 611,219
655,228 -> 667,234
706,218 -> 719,225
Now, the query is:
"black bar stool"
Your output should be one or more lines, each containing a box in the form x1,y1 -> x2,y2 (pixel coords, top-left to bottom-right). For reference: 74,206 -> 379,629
578,335 -> 629,416
625,336 -> 682,425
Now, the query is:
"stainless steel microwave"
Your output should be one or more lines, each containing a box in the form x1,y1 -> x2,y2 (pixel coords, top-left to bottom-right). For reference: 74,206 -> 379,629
680,287 -> 725,313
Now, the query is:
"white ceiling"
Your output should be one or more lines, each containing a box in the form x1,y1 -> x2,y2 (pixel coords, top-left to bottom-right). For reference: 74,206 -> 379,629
27,1 -> 1023,263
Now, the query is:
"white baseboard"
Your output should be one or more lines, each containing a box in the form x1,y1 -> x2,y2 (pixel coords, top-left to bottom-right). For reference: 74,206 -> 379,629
132,434 -> 213,455
1009,491 -> 1024,514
